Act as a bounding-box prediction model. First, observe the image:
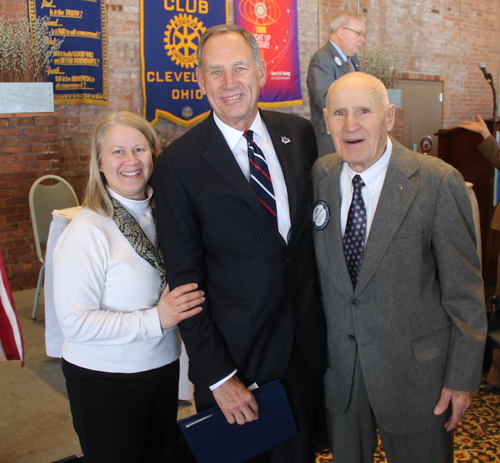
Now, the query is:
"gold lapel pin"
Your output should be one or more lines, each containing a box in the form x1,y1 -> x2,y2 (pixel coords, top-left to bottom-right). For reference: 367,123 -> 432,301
398,184 -> 403,190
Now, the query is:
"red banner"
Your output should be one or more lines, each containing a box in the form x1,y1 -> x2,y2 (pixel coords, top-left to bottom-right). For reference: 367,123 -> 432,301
235,0 -> 302,108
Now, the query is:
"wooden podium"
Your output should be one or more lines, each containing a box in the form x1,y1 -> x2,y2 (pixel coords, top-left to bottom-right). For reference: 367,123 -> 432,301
436,119 -> 500,285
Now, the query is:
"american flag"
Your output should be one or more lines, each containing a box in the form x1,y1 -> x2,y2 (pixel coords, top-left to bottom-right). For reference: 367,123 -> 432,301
0,244 -> 24,363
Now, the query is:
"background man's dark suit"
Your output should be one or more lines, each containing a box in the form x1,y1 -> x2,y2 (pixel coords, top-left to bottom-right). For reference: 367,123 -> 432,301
307,41 -> 360,156
459,115 -> 500,393
155,109 -> 326,456
476,135 -> 500,390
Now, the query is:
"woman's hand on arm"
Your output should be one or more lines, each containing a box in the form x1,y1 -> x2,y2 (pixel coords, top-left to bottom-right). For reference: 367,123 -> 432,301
157,283 -> 204,329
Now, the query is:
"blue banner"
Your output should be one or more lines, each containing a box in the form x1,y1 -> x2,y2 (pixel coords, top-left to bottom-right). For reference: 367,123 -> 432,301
28,0 -> 108,106
141,0 -> 228,127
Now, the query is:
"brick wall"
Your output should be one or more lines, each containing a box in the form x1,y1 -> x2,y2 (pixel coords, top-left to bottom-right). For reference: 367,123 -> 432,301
2,0 -> 500,289
390,109 -> 405,145
0,114 -> 61,289
0,1 -> 26,18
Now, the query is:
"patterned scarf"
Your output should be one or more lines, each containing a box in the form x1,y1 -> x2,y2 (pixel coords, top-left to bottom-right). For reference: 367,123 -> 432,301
108,193 -> 167,300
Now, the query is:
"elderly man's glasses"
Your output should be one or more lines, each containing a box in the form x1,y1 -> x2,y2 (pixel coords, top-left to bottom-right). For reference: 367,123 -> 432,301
343,27 -> 367,39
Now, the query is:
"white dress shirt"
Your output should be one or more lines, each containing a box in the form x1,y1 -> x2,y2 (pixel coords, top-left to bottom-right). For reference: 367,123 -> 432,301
214,111 -> 291,243
331,40 -> 349,62
340,137 -> 393,241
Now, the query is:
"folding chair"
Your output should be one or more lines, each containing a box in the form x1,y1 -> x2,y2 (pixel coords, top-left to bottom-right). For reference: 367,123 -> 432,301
29,175 -> 79,321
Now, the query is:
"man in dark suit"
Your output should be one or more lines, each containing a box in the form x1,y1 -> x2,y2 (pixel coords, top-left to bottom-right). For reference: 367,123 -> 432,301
307,11 -> 366,157
155,25 -> 326,462
312,72 -> 487,462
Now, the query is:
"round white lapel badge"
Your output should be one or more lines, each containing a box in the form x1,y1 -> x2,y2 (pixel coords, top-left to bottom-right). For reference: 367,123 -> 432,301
313,201 -> 330,231
334,56 -> 342,67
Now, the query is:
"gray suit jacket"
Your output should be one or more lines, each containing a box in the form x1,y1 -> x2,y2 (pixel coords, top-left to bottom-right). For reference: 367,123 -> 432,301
312,138 -> 487,433
306,41 -> 360,156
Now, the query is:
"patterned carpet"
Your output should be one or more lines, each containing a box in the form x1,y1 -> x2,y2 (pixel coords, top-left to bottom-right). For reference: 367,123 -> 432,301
315,381 -> 500,463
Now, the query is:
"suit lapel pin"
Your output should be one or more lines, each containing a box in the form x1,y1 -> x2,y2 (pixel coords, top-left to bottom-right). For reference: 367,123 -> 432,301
334,56 -> 342,67
281,136 -> 291,144
398,184 -> 403,190
313,201 -> 330,231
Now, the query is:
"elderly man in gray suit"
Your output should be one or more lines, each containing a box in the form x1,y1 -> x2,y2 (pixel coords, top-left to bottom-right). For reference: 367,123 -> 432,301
307,11 -> 366,157
312,72 -> 487,463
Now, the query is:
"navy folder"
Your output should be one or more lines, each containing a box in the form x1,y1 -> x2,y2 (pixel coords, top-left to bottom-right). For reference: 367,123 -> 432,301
178,380 -> 298,463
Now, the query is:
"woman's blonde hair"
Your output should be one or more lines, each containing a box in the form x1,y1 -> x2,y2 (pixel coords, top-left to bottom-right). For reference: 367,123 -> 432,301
83,111 -> 161,217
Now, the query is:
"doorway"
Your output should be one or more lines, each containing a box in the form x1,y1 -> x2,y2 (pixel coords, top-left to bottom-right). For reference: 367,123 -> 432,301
398,79 -> 443,155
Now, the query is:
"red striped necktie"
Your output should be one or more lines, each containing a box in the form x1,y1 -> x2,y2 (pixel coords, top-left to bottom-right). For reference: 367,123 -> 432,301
244,130 -> 278,228
347,56 -> 356,72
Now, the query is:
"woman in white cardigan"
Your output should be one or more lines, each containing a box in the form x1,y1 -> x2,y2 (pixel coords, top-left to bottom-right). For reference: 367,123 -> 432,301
53,112 -> 204,462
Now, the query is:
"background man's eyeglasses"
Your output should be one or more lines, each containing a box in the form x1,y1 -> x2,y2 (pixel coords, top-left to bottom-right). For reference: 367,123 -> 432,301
343,27 -> 367,39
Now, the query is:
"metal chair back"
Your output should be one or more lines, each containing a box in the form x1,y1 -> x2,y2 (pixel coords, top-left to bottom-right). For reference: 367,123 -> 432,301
28,175 -> 79,320
29,175 -> 79,265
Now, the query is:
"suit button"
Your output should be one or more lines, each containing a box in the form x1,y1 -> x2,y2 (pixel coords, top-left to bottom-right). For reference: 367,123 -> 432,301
348,335 -> 356,342
352,299 -> 360,306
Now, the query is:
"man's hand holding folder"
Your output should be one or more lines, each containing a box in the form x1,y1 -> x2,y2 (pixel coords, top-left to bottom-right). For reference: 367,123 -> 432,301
179,380 -> 298,463
213,376 -> 260,424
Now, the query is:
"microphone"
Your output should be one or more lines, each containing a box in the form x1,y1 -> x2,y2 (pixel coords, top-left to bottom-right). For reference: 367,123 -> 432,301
479,63 -> 498,119
479,63 -> 493,82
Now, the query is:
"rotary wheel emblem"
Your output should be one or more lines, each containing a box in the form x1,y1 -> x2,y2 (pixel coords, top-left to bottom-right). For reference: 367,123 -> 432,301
164,14 -> 206,68
420,135 -> 433,154
255,3 -> 266,18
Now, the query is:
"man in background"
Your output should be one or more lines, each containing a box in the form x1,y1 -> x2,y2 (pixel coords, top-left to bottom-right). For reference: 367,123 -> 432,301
312,72 -> 486,462
307,11 -> 366,157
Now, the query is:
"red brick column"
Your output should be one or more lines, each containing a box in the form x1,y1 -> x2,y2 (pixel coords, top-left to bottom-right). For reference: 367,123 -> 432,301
0,113 -> 61,290
390,108 -> 405,145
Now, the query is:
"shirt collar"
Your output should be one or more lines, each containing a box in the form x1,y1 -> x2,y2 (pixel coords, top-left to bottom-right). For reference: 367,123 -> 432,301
213,111 -> 267,150
107,184 -> 153,202
345,137 -> 392,196
106,185 -> 152,216
330,40 -> 348,62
